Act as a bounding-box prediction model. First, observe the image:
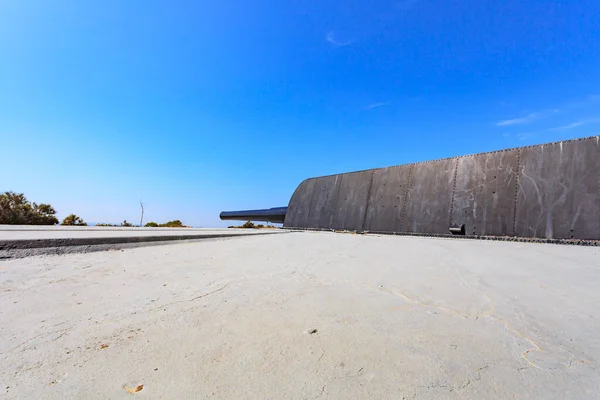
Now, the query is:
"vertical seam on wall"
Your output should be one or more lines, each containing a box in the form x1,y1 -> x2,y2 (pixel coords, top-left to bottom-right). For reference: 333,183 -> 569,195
399,164 -> 413,232
512,148 -> 521,236
360,169 -> 376,231
305,182 -> 316,227
448,157 -> 459,226
329,175 -> 343,229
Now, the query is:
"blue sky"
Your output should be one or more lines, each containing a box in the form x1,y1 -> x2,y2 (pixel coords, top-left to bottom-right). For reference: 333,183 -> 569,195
1,0 -> 599,227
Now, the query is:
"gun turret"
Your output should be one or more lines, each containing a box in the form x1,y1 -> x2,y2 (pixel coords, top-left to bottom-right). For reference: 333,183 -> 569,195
219,207 -> 287,224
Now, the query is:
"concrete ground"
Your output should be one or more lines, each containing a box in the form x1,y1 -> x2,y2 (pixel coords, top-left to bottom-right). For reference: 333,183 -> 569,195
1,231 -> 598,399
0,226 -> 284,259
0,225 -> 279,240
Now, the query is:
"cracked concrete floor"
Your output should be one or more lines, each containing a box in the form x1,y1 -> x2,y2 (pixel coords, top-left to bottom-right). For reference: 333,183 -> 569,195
1,232 -> 598,399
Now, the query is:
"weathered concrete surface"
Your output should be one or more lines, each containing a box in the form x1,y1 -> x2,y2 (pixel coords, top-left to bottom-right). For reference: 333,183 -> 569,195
451,150 -> 518,236
403,158 -> 456,234
0,226 -> 279,241
306,175 -> 342,230
1,232 -> 598,399
364,165 -> 412,232
515,137 -> 600,239
284,136 -> 600,240
331,171 -> 373,231
0,226 -> 285,259
284,179 -> 316,228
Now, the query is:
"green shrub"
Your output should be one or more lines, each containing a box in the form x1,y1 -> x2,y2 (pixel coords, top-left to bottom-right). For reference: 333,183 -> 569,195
0,192 -> 58,225
61,214 -> 87,226
160,220 -> 184,227
144,220 -> 185,228
227,221 -> 280,229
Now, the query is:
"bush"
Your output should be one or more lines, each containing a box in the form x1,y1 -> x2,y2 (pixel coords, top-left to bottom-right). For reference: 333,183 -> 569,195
61,214 -> 87,226
161,220 -> 184,227
120,220 -> 133,227
0,192 -> 59,225
227,221 -> 279,229
144,220 -> 185,228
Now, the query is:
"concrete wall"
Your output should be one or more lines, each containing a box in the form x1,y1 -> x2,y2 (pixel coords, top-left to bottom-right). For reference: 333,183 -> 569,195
514,138 -> 600,240
283,136 -> 600,240
331,171 -> 373,231
402,158 -> 456,234
364,165 -> 411,232
450,150 -> 519,237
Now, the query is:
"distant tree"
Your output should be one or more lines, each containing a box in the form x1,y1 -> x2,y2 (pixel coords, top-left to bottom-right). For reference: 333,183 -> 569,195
160,220 -> 184,228
0,191 -> 59,225
227,221 -> 260,228
142,220 -> 185,228
61,214 -> 87,226
96,223 -> 116,227
121,220 -> 133,227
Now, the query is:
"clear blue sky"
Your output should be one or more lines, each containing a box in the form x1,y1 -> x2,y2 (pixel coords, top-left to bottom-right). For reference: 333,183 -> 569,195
1,0 -> 599,227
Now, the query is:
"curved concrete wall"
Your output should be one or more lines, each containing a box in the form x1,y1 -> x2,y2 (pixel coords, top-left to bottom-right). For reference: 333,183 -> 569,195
283,136 -> 600,240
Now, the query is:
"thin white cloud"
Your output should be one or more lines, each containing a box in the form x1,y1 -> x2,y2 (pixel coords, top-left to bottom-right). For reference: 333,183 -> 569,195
548,118 -> 600,131
498,96 -> 599,130
496,110 -> 557,127
326,31 -> 355,47
548,121 -> 586,131
499,95 -> 598,126
365,102 -> 390,110
503,130 -> 540,140
497,113 -> 539,127
516,132 -> 534,141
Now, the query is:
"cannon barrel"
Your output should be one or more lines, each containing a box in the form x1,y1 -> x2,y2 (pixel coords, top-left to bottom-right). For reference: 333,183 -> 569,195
219,207 -> 288,224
